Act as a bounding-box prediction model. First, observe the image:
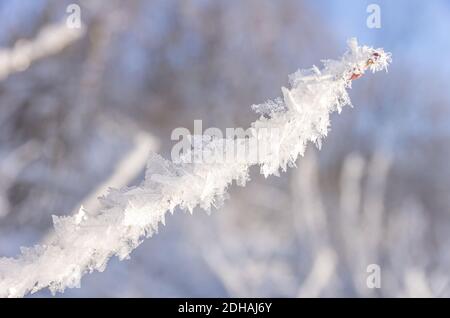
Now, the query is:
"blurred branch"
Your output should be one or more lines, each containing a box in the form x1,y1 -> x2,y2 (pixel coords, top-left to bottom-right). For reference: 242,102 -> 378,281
39,130 -> 159,245
297,247 -> 336,298
0,23 -> 84,81
293,150 -> 336,297
74,132 -> 159,216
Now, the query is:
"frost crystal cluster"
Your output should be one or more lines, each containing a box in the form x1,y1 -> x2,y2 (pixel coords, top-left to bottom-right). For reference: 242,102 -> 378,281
0,39 -> 391,297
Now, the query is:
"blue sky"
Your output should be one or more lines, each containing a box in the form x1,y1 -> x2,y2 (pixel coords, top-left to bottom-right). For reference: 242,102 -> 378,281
309,0 -> 450,76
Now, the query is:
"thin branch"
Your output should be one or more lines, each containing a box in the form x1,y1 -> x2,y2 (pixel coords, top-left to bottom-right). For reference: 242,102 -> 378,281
0,23 -> 84,81
0,38 -> 391,297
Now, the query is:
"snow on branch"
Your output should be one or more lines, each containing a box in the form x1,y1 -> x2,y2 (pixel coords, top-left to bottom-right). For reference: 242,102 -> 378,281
0,23 -> 84,81
0,38 -> 391,297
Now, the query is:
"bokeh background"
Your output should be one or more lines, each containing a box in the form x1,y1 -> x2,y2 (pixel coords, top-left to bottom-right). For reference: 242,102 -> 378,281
0,0 -> 449,297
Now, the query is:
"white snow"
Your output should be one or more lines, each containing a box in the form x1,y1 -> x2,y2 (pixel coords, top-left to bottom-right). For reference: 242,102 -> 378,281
0,38 -> 391,298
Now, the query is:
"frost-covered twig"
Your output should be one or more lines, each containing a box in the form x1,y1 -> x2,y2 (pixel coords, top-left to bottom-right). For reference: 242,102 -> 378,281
0,23 -> 84,80
40,131 -> 159,245
71,132 -> 159,217
0,38 -> 391,297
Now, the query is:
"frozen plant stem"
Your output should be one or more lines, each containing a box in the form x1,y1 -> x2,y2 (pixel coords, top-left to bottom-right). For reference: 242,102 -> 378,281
0,38 -> 391,298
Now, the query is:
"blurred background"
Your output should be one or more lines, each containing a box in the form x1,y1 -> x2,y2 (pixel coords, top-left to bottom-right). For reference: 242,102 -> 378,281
0,0 -> 449,297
